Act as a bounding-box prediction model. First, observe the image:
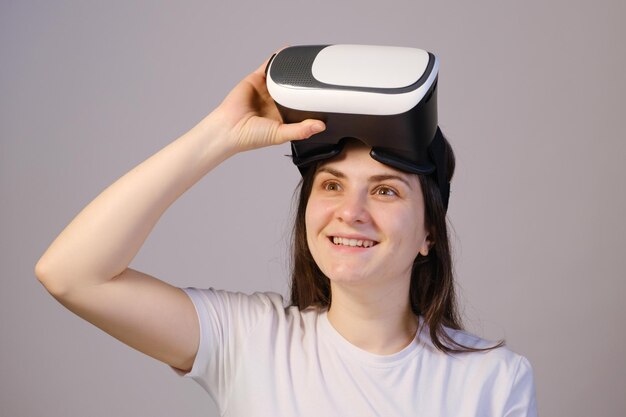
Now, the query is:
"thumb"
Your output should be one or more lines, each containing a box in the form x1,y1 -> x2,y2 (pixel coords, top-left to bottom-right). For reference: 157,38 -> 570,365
274,120 -> 326,143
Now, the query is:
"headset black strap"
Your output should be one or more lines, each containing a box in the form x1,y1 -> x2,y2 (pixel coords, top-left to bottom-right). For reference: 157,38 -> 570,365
428,127 -> 450,211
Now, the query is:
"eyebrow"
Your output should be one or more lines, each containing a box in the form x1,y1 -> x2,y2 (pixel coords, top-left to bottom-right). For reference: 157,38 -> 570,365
316,167 -> 414,189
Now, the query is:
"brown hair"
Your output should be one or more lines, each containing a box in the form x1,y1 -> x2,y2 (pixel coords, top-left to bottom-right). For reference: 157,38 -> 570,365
289,136 -> 504,354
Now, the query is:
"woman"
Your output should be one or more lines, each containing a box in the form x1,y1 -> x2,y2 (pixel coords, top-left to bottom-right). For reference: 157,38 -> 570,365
36,49 -> 537,416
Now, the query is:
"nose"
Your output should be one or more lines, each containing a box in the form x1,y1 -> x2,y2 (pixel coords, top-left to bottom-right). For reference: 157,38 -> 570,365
336,189 -> 370,224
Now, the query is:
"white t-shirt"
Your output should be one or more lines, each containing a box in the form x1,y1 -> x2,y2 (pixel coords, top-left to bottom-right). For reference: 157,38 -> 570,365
172,288 -> 537,417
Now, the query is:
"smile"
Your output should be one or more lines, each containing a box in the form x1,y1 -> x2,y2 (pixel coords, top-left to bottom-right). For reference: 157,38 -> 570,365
331,236 -> 378,248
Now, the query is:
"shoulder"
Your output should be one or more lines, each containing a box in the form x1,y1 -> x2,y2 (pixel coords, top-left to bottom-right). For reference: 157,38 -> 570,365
417,326 -> 537,414
181,287 -> 319,325
180,287 -> 288,328
420,323 -> 534,381
445,327 -> 535,394
445,328 -> 537,413
182,287 -> 286,310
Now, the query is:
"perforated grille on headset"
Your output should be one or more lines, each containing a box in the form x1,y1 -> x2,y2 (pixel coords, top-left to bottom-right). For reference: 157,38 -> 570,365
269,45 -> 326,88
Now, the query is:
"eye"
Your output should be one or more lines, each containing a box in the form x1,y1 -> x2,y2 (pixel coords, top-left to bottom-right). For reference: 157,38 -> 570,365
322,181 -> 341,192
373,186 -> 398,197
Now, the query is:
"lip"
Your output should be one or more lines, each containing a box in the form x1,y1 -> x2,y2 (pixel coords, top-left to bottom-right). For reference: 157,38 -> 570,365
327,233 -> 378,242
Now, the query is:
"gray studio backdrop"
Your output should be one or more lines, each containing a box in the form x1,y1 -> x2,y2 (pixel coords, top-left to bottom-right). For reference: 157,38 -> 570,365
2,1 -> 624,416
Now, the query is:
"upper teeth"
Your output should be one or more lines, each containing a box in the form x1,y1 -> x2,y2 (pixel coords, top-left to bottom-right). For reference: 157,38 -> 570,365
332,237 -> 375,248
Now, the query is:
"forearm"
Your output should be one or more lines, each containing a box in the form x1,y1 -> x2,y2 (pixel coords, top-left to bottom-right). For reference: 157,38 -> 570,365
35,113 -> 234,292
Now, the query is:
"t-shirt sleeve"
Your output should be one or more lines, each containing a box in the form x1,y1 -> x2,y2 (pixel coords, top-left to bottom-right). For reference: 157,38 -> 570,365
503,355 -> 539,417
169,287 -> 281,409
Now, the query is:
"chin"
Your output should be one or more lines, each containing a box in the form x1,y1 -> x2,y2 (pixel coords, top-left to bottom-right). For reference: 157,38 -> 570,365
323,265 -> 374,286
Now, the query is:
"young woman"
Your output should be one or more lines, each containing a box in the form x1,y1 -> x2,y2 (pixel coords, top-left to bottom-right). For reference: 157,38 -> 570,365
36,50 -> 537,416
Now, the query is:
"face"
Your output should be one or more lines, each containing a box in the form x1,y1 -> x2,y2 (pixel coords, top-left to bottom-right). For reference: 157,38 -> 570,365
305,141 -> 431,290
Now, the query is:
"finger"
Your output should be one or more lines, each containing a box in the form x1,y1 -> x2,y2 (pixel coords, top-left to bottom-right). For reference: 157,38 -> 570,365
274,120 -> 326,143
254,56 -> 273,76
253,45 -> 290,76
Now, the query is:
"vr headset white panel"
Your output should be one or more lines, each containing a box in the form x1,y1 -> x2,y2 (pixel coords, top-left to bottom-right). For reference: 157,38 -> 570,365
266,45 -> 439,116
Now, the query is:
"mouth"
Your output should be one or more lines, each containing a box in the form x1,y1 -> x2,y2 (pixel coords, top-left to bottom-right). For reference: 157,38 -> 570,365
329,236 -> 378,248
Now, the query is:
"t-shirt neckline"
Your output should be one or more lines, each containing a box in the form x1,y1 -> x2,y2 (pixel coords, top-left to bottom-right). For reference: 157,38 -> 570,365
319,310 -> 424,368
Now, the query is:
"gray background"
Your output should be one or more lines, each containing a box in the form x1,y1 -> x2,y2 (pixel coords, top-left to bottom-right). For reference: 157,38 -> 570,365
2,0 -> 624,416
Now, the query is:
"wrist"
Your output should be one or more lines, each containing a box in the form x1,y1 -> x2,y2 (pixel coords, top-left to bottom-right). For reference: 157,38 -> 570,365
188,109 -> 239,159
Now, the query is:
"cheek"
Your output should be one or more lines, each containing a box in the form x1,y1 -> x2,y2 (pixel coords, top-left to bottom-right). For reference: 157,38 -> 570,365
305,197 -> 335,257
304,200 -> 321,249
305,196 -> 329,232
388,208 -> 427,251
304,211 -> 314,250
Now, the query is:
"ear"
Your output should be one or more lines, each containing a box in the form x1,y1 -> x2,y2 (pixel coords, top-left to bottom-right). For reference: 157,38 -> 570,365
418,232 -> 434,257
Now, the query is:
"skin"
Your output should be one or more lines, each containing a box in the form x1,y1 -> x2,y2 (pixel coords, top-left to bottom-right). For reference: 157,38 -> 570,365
35,48 -> 425,378
306,141 -> 432,354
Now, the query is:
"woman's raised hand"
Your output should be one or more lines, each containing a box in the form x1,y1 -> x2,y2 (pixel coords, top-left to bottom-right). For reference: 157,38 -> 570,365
210,54 -> 326,153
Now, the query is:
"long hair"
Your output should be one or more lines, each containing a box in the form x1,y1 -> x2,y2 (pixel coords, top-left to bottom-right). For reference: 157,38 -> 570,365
288,135 -> 503,354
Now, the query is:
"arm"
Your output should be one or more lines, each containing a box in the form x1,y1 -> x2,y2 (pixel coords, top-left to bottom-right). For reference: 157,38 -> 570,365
34,55 -> 325,372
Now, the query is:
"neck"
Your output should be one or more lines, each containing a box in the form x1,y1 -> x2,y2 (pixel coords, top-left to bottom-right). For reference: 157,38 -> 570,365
326,279 -> 418,355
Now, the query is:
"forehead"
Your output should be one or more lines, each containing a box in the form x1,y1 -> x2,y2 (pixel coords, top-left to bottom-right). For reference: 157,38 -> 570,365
314,141 -> 418,183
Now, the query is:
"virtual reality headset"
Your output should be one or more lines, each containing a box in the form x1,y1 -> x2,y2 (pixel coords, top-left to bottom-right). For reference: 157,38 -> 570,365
265,44 -> 451,209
